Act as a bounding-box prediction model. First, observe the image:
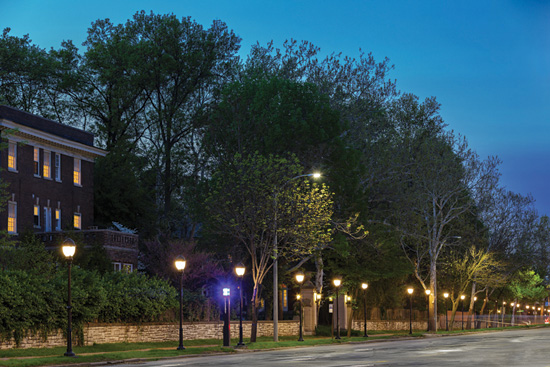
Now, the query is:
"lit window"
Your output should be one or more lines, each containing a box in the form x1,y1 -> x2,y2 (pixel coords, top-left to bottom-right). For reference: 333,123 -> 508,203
34,147 -> 40,176
122,264 -> 133,273
8,201 -> 17,234
33,205 -> 40,227
55,208 -> 61,231
74,213 -> 81,229
54,153 -> 61,181
73,158 -> 81,186
43,151 -> 51,179
8,141 -> 17,171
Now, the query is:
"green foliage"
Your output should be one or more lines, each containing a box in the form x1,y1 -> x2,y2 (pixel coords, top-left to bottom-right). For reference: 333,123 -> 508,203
0,269 -> 178,346
507,270 -> 547,303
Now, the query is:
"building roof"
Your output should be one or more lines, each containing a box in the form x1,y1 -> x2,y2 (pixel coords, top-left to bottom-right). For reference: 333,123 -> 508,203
0,105 -> 94,147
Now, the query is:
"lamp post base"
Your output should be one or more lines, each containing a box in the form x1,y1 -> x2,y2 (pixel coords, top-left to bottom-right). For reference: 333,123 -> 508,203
177,346 -> 185,351
64,351 -> 76,357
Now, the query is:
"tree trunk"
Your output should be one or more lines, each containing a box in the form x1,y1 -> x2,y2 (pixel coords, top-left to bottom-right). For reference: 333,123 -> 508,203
429,261 -> 437,331
250,284 -> 259,342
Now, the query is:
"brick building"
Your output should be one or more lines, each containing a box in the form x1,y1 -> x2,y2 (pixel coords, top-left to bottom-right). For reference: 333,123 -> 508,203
0,105 -> 138,270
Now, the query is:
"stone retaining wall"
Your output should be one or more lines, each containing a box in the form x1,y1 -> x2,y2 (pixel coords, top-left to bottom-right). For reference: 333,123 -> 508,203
352,320 -> 428,331
0,320 -> 299,349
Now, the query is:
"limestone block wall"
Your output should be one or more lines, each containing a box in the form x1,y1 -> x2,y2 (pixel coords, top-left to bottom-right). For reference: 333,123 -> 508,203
352,320 -> 428,331
0,320 -> 299,349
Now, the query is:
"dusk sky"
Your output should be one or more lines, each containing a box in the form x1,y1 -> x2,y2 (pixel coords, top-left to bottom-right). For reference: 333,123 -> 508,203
3,0 -> 550,215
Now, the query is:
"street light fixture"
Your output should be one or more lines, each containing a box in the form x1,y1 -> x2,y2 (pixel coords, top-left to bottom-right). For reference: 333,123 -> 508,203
175,255 -> 187,350
273,173 -> 321,342
62,238 -> 76,357
443,293 -> 449,331
425,289 -> 431,332
407,288 -> 414,334
334,277 -> 342,340
235,263 -> 246,347
362,283 -> 368,337
295,271 -> 305,342
460,295 -> 465,331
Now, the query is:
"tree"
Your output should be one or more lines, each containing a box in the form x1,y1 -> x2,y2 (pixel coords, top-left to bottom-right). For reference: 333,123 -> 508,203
205,153 -> 333,341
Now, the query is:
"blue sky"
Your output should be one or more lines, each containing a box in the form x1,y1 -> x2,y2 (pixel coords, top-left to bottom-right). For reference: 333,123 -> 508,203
3,0 -> 550,215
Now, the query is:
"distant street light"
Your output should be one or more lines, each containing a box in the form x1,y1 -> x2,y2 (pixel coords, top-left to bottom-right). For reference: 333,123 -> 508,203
175,255 -> 187,350
425,289 -> 431,332
273,173 -> 321,342
443,293 -> 449,331
408,288 -> 414,334
460,295 -> 466,331
296,271 -> 305,342
334,277 -> 342,340
362,283 -> 368,337
62,239 -> 76,357
235,263 -> 246,347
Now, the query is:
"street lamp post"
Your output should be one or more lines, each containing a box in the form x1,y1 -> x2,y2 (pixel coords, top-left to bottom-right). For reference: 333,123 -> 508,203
334,277 -> 342,340
273,173 -> 321,342
362,283 -> 368,337
408,288 -> 414,335
460,295 -> 465,331
502,301 -> 506,327
425,289 -> 431,332
295,271 -> 305,342
62,239 -> 76,357
235,263 -> 246,347
175,255 -> 187,350
443,293 -> 449,331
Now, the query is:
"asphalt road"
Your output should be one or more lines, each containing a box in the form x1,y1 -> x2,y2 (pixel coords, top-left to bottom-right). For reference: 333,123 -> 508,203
123,328 -> 550,367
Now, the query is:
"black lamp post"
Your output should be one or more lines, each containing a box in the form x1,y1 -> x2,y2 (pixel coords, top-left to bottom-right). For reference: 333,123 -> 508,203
460,295 -> 465,331
362,283 -> 368,337
443,292 -> 449,331
296,271 -> 305,341
175,255 -> 187,350
407,288 -> 414,335
235,263 -> 246,347
334,277 -> 342,340
425,289 -> 431,332
62,238 -> 76,357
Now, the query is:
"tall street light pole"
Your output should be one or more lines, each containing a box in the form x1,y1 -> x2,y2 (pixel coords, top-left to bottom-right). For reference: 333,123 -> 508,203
408,288 -> 414,335
62,239 -> 76,357
425,289 -> 431,332
443,292 -> 449,331
461,295 -> 465,331
295,271 -> 305,342
362,283 -> 368,337
235,263 -> 246,347
273,172 -> 321,342
175,255 -> 187,350
334,277 -> 342,340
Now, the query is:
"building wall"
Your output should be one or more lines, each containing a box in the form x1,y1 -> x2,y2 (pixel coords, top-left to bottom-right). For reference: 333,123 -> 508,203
0,142 -> 95,234
0,321 -> 300,349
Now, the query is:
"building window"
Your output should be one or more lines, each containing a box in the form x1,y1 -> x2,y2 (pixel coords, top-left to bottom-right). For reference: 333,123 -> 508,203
44,207 -> 52,232
34,147 -> 40,176
43,151 -> 51,179
8,141 -> 17,171
74,212 -> 81,230
33,205 -> 40,227
55,208 -> 61,231
122,264 -> 133,273
8,201 -> 17,234
73,158 -> 81,186
113,262 -> 122,272
54,153 -> 61,181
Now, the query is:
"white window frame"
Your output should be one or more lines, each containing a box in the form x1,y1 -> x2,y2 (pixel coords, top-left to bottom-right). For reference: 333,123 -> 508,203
33,147 -> 40,177
73,158 -> 81,186
54,153 -> 61,182
8,141 -> 17,172
43,150 -> 51,179
113,262 -> 122,271
8,201 -> 17,234
55,208 -> 61,231
33,205 -> 40,228
44,207 -> 52,232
